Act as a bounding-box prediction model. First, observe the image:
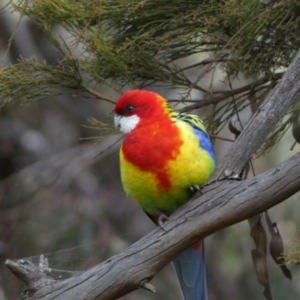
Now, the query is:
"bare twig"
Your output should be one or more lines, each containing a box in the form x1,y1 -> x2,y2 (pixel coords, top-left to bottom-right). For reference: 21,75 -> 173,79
178,72 -> 283,112
82,86 -> 116,104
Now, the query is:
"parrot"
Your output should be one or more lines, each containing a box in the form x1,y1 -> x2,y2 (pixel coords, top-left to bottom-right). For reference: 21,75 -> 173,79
114,89 -> 215,300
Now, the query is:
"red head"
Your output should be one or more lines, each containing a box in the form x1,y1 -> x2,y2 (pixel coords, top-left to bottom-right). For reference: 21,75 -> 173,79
114,90 -> 171,134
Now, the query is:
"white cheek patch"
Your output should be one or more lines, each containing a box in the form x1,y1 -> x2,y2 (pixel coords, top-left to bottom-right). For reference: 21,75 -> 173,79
119,115 -> 140,134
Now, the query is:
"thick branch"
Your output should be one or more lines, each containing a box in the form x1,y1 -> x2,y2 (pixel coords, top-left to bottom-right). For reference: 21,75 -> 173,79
214,49 -> 300,178
7,151 -> 300,300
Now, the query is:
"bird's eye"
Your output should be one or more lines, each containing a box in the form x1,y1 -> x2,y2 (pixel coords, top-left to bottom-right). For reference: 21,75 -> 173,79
124,105 -> 134,114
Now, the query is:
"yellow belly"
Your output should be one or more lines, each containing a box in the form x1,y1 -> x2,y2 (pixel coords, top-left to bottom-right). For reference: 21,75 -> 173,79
120,121 -> 215,215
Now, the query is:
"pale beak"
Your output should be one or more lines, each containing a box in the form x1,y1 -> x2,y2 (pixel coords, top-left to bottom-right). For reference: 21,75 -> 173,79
114,114 -> 121,129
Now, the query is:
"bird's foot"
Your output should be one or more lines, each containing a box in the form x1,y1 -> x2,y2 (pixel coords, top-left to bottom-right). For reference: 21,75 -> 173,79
140,279 -> 156,293
222,168 -> 243,181
205,170 -> 242,187
157,212 -> 169,231
189,184 -> 203,195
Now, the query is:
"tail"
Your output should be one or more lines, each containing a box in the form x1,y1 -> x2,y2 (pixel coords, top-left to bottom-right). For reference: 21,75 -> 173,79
172,241 -> 208,300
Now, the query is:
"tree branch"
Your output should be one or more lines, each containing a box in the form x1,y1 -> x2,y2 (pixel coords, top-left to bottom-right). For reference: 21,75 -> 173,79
6,151 -> 300,300
177,72 -> 283,111
214,49 -> 300,179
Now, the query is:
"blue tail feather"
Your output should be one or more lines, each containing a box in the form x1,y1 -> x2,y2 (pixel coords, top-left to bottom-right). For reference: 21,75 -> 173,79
172,243 -> 207,300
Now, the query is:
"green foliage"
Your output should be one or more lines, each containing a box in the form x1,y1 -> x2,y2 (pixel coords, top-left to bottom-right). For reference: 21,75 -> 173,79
8,0 -> 300,87
1,0 -> 300,153
13,0 -> 300,79
0,55 -> 82,104
82,118 -> 120,143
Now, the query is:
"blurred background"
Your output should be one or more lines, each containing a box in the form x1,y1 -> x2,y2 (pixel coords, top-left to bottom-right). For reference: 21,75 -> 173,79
0,2 -> 299,300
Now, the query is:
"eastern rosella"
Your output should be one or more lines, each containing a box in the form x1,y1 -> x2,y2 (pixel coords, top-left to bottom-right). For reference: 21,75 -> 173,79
114,90 -> 215,300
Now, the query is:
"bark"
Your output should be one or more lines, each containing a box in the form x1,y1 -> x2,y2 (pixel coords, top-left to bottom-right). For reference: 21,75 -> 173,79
5,50 -> 300,300
215,49 -> 300,178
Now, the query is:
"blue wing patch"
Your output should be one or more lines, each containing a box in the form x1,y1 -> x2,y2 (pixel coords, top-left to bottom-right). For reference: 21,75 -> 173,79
193,128 -> 215,161
174,111 -> 215,161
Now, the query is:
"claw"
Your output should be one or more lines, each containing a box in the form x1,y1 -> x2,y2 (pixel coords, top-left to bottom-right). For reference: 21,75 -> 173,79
154,210 -> 169,231
206,171 -> 242,185
158,213 -> 169,230
223,168 -> 244,181
140,279 -> 156,293
189,185 -> 203,195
